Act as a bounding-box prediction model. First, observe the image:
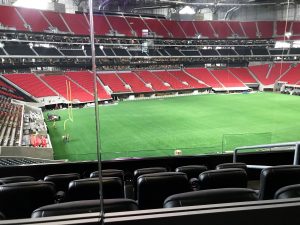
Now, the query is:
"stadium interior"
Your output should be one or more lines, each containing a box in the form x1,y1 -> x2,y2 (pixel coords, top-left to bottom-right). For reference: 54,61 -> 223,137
1,0 -> 300,224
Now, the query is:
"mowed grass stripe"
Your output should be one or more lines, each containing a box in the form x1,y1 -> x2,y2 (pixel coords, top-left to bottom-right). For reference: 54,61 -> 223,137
45,93 -> 300,161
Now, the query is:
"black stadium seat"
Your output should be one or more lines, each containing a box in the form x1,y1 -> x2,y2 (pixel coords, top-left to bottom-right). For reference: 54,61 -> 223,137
274,184 -> 300,199
0,176 -> 35,185
216,163 -> 247,171
137,172 -> 190,209
44,173 -> 81,193
0,181 -> 56,219
66,177 -> 124,201
198,168 -> 247,190
32,199 -> 139,218
259,166 -> 300,200
163,188 -> 258,208
133,167 -> 167,199
90,169 -> 124,181
175,165 -> 208,180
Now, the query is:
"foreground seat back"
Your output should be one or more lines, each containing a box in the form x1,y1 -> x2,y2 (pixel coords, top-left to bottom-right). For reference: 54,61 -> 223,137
164,188 -> 258,208
137,172 -> 190,209
216,163 -> 247,171
0,181 -> 56,219
199,168 -> 247,190
90,169 -> 124,181
260,166 -> 300,200
44,173 -> 80,193
66,177 -> 124,201
133,167 -> 167,199
32,199 -> 138,218
175,165 -> 207,180
0,176 -> 35,185
274,184 -> 300,199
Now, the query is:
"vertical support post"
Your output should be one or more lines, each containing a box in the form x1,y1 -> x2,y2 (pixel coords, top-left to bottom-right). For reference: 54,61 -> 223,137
88,0 -> 104,223
293,143 -> 300,165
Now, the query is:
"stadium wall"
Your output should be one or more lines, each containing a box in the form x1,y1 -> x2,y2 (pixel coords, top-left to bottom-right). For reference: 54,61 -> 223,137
0,146 -> 54,159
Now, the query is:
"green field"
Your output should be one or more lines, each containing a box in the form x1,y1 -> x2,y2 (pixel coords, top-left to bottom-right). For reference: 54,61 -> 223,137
45,93 -> 300,161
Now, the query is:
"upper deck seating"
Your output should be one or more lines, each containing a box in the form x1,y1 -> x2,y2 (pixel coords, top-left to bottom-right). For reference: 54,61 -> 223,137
160,20 -> 186,38
106,15 -> 133,37
276,21 -> 292,36
291,21 -> 300,36
193,21 -> 215,38
16,7 -> 50,32
60,13 -> 89,35
212,21 -> 233,39
241,22 -> 258,39
143,18 -> 169,37
93,15 -> 111,36
125,16 -> 149,37
257,21 -> 274,38
0,5 -> 27,31
178,21 -> 198,38
42,11 -> 69,33
227,21 -> 245,38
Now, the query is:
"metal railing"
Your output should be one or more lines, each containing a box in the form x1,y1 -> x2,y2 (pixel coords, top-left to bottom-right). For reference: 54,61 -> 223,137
233,141 -> 300,166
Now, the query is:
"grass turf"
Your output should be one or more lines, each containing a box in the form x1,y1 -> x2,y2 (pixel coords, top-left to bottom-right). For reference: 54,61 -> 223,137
45,92 -> 300,161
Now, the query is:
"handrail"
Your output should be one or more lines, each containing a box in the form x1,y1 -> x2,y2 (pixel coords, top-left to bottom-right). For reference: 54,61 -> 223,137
233,141 -> 300,165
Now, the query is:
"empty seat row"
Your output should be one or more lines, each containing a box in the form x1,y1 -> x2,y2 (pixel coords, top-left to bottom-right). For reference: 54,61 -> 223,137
3,164 -> 300,219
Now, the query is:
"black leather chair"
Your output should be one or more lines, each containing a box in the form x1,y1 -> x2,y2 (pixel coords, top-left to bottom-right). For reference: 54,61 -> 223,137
137,172 -> 190,209
66,177 -> 124,201
0,181 -> 56,219
198,168 -> 247,190
175,165 -> 207,180
216,163 -> 247,171
164,188 -> 258,208
44,173 -> 80,193
274,184 -> 300,199
32,199 -> 139,218
133,167 -> 167,199
90,169 -> 124,181
259,165 -> 300,200
0,212 -> 5,220
0,176 -> 35,185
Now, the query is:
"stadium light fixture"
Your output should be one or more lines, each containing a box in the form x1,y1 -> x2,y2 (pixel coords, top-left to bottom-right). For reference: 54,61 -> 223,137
13,0 -> 50,10
179,6 -> 195,14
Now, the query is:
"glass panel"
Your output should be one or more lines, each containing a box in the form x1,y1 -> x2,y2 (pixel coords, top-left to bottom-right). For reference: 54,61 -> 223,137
1,0 -> 300,223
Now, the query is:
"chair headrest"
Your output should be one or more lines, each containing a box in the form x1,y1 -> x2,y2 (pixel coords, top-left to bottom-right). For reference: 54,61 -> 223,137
164,188 -> 258,208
